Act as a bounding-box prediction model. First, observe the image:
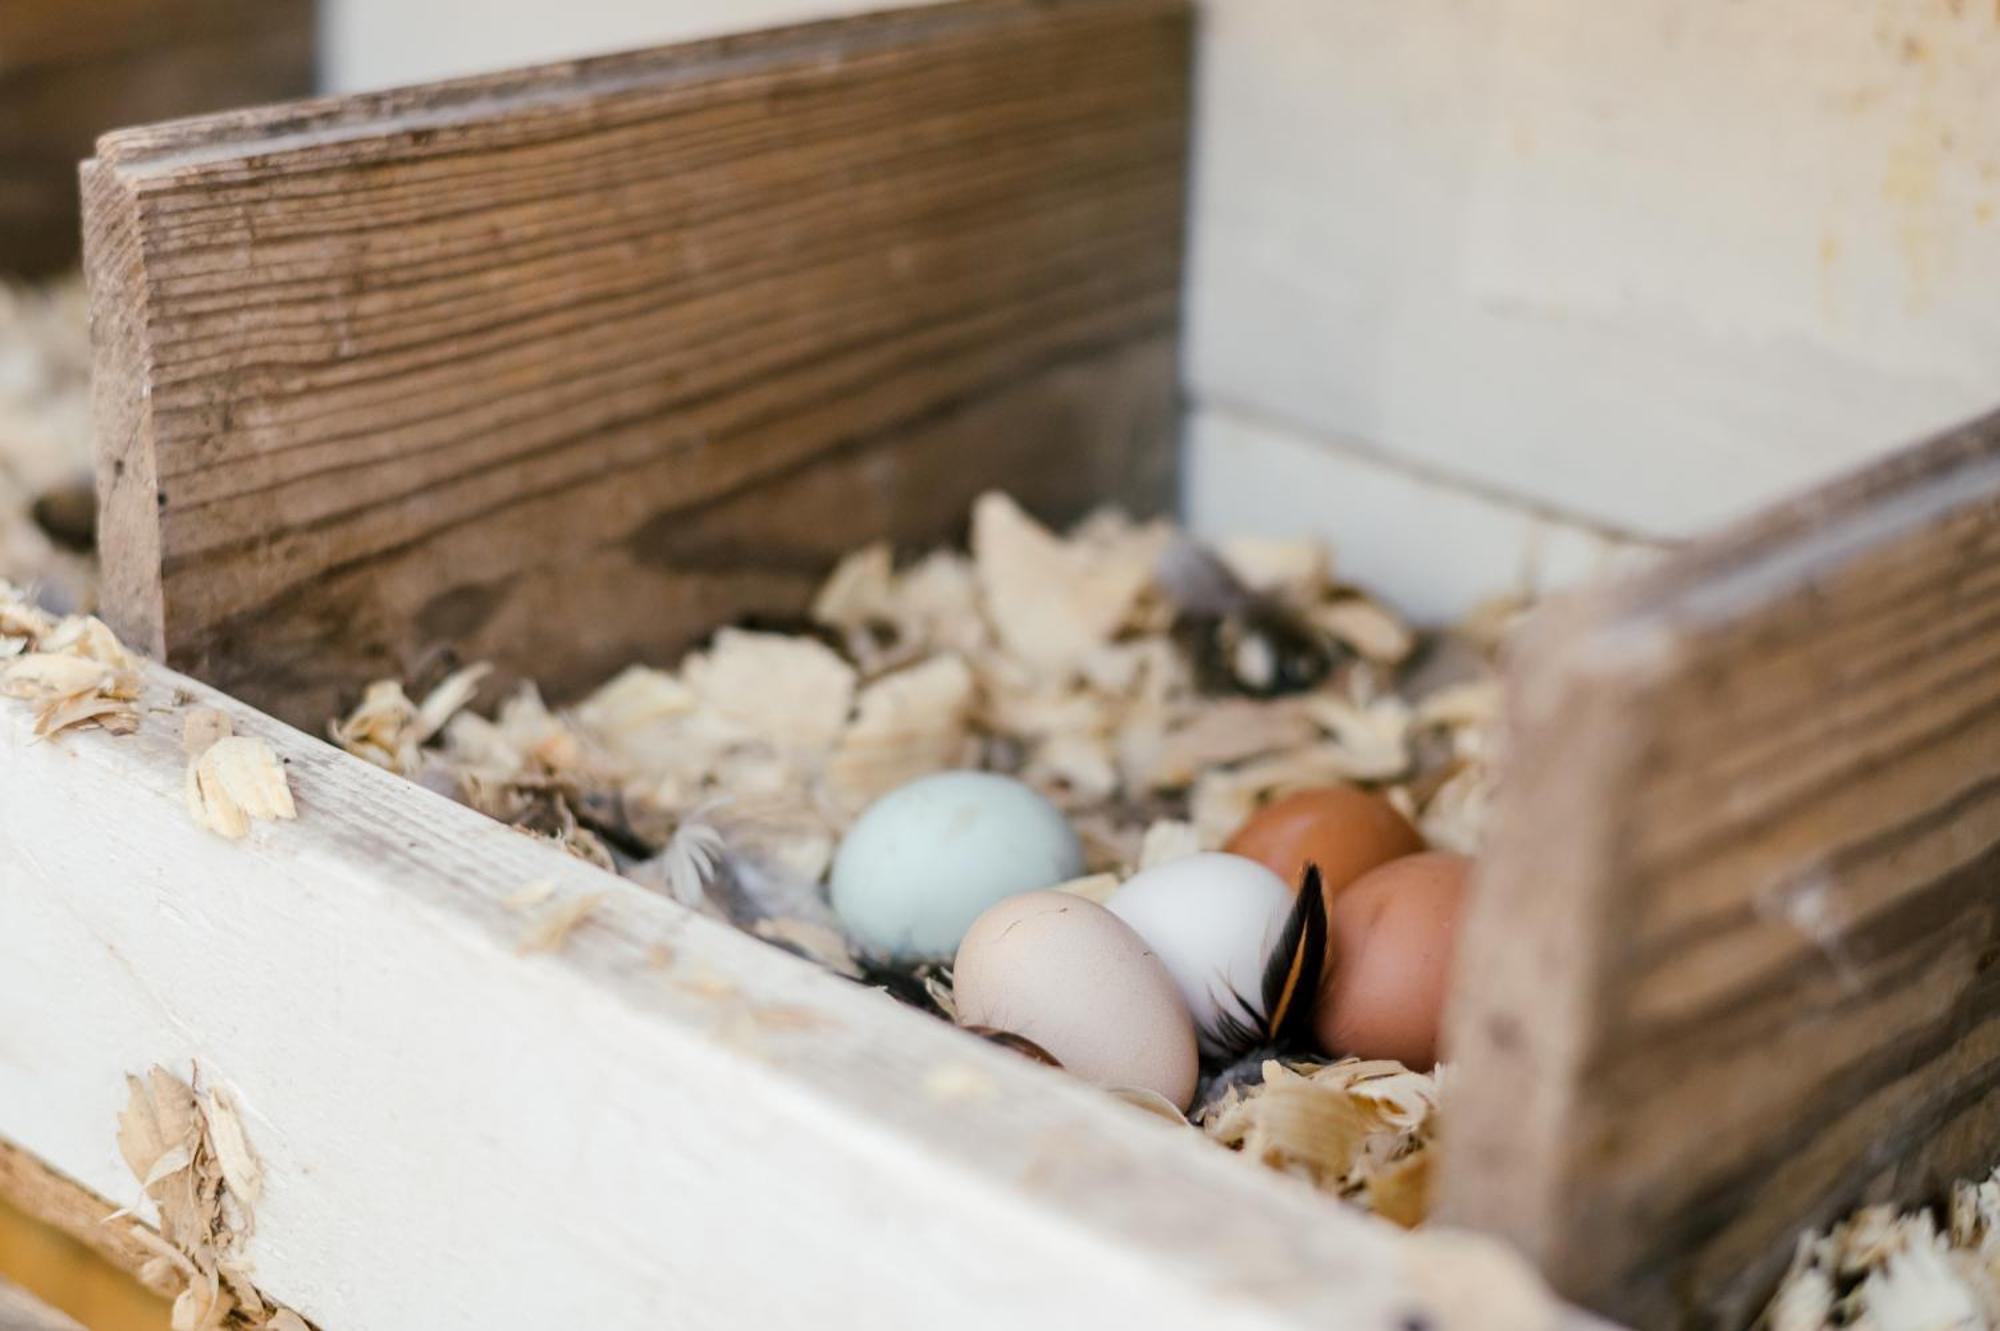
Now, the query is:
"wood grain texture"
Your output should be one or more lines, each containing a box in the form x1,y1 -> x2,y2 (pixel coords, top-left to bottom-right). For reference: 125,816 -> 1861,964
0,0 -> 315,277
0,650 -> 1583,1331
1439,412 -> 2000,1330
83,0 -> 1190,731
0,1142 -> 167,1302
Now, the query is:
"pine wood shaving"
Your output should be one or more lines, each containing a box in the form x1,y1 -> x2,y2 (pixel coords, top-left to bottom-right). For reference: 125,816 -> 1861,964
1053,872 -> 1122,905
517,891 -> 607,954
1217,535 -> 1329,597
1311,595 -> 1417,664
114,1066 -> 306,1331
1762,1167 -> 2000,1331
0,593 -> 143,739
824,653 -> 975,812
685,629 -> 855,754
1202,1059 -> 1443,1220
972,491 -> 1156,677
186,736 -> 297,841
1137,819 -> 1204,870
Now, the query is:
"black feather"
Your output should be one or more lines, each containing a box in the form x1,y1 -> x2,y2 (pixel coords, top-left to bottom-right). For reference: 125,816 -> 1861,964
1203,863 -> 1331,1061
1260,863 -> 1329,1048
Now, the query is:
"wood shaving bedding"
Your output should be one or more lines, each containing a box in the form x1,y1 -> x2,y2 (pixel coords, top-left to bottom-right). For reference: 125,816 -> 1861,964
182,711 -> 297,841
1760,1168 -> 2000,1331
0,582 -> 141,738
330,491 -> 1491,1221
115,1066 -> 314,1330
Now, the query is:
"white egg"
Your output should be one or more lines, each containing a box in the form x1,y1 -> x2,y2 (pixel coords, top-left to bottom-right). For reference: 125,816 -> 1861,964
1106,852 -> 1293,1057
830,771 -> 1084,962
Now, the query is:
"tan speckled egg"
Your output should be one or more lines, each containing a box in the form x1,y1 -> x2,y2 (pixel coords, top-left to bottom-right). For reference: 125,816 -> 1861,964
1316,852 -> 1471,1069
953,890 -> 1200,1110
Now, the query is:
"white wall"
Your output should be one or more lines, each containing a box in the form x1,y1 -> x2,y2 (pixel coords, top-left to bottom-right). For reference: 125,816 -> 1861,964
322,0 -> 924,92
324,0 -> 2000,617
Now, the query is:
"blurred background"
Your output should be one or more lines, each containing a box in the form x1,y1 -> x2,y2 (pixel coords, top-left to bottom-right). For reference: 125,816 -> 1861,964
4,2 -> 1999,1325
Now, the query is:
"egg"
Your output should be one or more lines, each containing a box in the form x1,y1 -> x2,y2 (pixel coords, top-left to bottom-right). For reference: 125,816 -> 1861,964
1225,784 -> 1424,902
1105,852 -> 1294,1057
953,890 -> 1199,1109
1315,851 -> 1470,1068
830,770 -> 1084,962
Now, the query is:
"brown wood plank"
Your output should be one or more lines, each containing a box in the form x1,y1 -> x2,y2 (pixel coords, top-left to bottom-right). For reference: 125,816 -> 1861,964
83,0 -> 1191,730
0,1278 -> 84,1331
0,1140 -> 165,1298
1439,413 -> 2000,1331
0,0 -> 315,277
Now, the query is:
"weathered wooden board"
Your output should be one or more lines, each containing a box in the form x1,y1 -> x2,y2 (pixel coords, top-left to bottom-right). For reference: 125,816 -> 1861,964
0,0 -> 315,277
82,0 -> 1189,731
1441,411 -> 2000,1330
0,650 -> 1584,1331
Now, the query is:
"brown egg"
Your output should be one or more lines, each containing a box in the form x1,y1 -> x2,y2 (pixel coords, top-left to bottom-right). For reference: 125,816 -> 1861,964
1225,784 -> 1424,903
1315,852 -> 1470,1068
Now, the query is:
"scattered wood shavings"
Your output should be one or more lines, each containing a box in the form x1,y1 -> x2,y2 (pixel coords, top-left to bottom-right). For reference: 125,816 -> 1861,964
1054,872 -> 1122,905
330,492 -> 1507,1222
0,591 -> 142,738
1760,1167 -> 2000,1331
1202,1059 -> 1442,1224
516,891 -> 607,954
115,1065 -> 311,1330
186,735 -> 297,841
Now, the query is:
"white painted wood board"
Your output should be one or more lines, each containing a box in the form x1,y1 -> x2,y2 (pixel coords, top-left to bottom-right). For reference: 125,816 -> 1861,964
322,0 -> 928,92
1185,0 -> 2000,542
1184,405 -> 1666,623
0,660 -> 1580,1331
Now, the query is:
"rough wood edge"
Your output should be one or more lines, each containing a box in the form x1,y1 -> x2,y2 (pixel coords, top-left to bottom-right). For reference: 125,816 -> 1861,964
91,0 -> 1184,168
1438,408 -> 2000,1326
0,1139 -> 170,1300
81,159 -> 167,657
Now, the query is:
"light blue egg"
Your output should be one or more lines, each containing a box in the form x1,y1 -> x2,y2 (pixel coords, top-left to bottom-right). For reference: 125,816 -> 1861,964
830,771 -> 1084,962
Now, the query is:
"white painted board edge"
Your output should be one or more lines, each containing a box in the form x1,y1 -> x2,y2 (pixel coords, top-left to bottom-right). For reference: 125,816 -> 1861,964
0,658 -> 1583,1331
1185,403 -> 1668,623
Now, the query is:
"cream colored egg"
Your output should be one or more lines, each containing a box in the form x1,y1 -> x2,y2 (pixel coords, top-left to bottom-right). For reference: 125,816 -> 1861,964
953,890 -> 1199,1110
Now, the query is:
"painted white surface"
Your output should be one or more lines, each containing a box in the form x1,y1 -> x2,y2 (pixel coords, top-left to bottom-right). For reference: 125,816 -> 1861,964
322,0 -> 927,92
1186,0 -> 2000,542
0,661 -> 1573,1331
322,0 -> 2000,612
1186,405 -> 1663,623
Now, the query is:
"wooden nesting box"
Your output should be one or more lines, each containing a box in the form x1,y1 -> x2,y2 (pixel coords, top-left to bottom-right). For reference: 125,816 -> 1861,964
1,4 -> 1995,1331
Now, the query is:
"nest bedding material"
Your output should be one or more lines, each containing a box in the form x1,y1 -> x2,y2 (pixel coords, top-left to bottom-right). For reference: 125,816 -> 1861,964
2,275 -> 1995,1321
330,490 -> 1494,1220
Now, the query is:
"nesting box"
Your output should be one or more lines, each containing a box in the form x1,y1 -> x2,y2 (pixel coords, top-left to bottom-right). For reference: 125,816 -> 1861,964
1,4 -> 1996,1331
